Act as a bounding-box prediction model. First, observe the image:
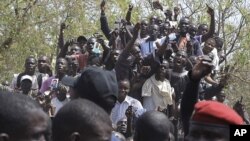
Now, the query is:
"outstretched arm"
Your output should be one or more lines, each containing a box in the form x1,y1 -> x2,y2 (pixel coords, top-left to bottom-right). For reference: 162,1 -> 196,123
100,0 -> 111,40
181,56 -> 213,136
57,23 -> 66,49
125,22 -> 140,52
201,5 -> 215,42
126,4 -> 133,25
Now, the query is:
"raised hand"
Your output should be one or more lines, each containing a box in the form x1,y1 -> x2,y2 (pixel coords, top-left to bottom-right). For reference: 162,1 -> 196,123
128,3 -> 133,11
60,23 -> 67,30
206,4 -> 214,16
100,0 -> 106,11
174,7 -> 180,16
191,55 -> 214,80
125,106 -> 133,118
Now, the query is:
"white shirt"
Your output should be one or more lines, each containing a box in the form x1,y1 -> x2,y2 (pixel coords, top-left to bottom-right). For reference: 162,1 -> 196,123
142,75 -> 174,111
111,96 -> 144,124
51,97 -> 70,115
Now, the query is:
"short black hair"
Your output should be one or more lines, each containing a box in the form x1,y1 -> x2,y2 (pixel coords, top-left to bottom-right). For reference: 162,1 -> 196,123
0,91 -> 42,137
134,111 -> 172,141
52,99 -> 112,141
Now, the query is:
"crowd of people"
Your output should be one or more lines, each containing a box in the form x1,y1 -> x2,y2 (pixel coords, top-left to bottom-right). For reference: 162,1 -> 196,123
0,1 -> 249,141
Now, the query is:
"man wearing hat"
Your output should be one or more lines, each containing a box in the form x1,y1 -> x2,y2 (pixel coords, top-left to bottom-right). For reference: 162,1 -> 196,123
180,55 -> 244,141
62,66 -> 118,114
19,75 -> 38,99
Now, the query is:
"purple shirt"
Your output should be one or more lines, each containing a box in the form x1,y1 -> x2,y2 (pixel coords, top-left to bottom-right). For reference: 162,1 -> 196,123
39,76 -> 55,94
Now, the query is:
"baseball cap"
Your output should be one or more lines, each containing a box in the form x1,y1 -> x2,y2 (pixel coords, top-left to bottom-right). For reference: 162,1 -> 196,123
20,75 -> 33,82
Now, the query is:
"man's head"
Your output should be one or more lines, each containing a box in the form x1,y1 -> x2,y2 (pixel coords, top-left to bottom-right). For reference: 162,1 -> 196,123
134,111 -> 172,141
148,24 -> 160,40
186,101 -> 243,141
86,37 -> 97,53
173,51 -> 187,71
61,66 -> 118,114
20,75 -> 33,95
116,117 -> 127,135
0,92 -> 51,141
188,24 -> 198,37
69,44 -> 82,55
216,90 -> 226,103
149,15 -> 157,25
52,99 -> 112,141
77,35 -> 87,49
179,17 -> 190,34
110,49 -> 121,64
24,56 -> 37,75
38,55 -> 50,73
140,20 -> 149,35
117,79 -> 130,103
161,22 -> 171,37
155,60 -> 169,81
56,58 -> 68,75
203,38 -> 216,55
131,44 -> 143,63
198,24 -> 208,35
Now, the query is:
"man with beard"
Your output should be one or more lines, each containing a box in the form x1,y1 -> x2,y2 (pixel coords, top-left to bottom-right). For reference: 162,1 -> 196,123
142,60 -> 175,117
40,58 -> 68,94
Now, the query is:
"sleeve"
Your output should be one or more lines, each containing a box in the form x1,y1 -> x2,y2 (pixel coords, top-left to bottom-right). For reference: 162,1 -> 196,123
141,78 -> 152,97
180,71 -> 200,136
100,13 -> 111,40
194,41 -> 203,56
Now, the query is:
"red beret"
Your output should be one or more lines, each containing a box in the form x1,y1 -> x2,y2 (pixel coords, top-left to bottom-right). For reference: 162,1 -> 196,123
192,101 -> 243,125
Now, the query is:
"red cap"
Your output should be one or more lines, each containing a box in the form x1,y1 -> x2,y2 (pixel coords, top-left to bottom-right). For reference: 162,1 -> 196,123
192,101 -> 244,125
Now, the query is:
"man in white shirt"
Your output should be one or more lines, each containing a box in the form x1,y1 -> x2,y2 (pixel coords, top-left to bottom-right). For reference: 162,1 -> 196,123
111,79 -> 144,124
142,60 -> 175,117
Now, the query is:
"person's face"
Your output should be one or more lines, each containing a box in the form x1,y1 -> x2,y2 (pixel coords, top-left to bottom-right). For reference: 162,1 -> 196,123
132,46 -> 142,63
117,118 -> 127,134
173,51 -> 187,69
150,16 -> 157,24
156,63 -> 169,81
70,60 -> 79,71
70,46 -> 81,55
25,58 -> 37,75
20,80 -> 32,94
111,50 -> 121,63
179,18 -> 190,33
56,59 -> 68,74
15,109 -> 51,141
149,24 -> 159,39
186,122 -> 229,141
189,25 -> 197,37
140,20 -> 148,34
198,25 -> 208,35
203,39 -> 216,54
162,23 -> 170,36
38,56 -> 49,72
118,80 -> 130,103
87,38 -> 96,53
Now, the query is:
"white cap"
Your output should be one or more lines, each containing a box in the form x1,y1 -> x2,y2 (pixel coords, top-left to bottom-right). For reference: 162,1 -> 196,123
21,75 -> 33,82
